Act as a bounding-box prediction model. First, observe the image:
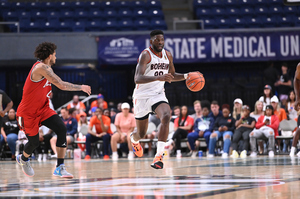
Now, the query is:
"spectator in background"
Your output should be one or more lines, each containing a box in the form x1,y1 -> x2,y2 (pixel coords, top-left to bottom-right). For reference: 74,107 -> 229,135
0,89 -> 13,130
231,105 -> 256,159
37,126 -> 53,161
49,92 -> 54,110
250,101 -> 264,121
259,85 -> 274,108
76,112 -> 88,152
263,61 -> 279,91
165,105 -> 194,158
271,95 -> 287,122
50,108 -> 78,158
90,107 -> 97,117
90,94 -> 108,110
117,102 -> 122,112
189,100 -> 202,121
208,100 -> 222,121
149,113 -> 161,128
111,103 -> 136,160
0,108 -> 19,160
208,104 -> 235,158
67,95 -> 86,112
286,90 -> 297,120
110,108 -> 117,124
170,106 -> 180,122
232,98 -> 243,120
84,108 -> 112,160
290,114 -> 300,157
15,130 -> 28,157
249,105 -> 279,157
187,105 -> 214,157
274,63 -> 292,108
103,109 -> 110,118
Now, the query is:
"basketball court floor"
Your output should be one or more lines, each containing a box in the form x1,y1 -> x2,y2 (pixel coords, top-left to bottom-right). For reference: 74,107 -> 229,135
1,155 -> 300,198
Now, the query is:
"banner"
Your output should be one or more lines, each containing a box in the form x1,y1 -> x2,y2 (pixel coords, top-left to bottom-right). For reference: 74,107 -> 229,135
97,30 -> 300,65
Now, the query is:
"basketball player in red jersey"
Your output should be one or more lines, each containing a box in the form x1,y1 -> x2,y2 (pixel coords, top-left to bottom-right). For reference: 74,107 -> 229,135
16,42 -> 91,177
130,30 -> 197,169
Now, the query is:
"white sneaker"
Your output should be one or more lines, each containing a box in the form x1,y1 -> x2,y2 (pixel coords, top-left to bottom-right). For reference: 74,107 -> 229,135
191,151 -> 198,158
222,153 -> 228,158
290,149 -> 295,157
51,154 -> 57,159
176,153 -> 182,158
250,152 -> 257,157
207,154 -> 214,158
230,150 -> 239,158
37,154 -> 42,162
240,150 -> 247,159
268,151 -> 274,157
296,151 -> 300,157
112,153 -> 118,160
128,152 -> 134,160
42,154 -> 47,161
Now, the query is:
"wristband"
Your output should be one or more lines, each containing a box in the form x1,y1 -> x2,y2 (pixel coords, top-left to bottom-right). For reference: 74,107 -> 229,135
184,73 -> 188,79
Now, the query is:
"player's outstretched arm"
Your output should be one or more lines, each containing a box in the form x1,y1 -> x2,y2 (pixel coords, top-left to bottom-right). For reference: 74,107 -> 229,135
37,64 -> 91,95
294,62 -> 300,110
135,51 -> 174,84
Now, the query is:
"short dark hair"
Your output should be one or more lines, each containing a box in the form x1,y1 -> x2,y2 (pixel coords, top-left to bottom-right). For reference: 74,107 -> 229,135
34,42 -> 57,60
68,108 -> 76,115
150,30 -> 164,38
282,62 -> 288,67
211,100 -> 219,106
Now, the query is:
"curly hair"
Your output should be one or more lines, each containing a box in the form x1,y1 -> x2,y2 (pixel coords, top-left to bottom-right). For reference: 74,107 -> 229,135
34,42 -> 57,60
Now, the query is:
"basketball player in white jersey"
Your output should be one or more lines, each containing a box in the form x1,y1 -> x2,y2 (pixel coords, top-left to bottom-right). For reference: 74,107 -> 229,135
130,30 -> 195,169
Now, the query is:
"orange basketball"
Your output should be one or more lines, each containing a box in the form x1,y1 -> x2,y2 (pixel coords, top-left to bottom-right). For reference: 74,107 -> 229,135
186,72 -> 205,92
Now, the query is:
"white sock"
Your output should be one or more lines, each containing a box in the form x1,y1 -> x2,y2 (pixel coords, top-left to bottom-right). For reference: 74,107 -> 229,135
291,146 -> 296,152
176,150 -> 181,154
167,139 -> 173,145
113,152 -> 118,156
156,141 -> 166,154
130,134 -> 139,144
129,151 -> 134,155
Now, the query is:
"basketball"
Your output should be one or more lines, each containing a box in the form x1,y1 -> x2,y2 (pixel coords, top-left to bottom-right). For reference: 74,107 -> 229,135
186,72 -> 205,92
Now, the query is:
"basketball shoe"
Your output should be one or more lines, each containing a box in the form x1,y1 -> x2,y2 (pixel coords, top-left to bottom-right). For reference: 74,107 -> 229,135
53,164 -> 73,178
230,150 -> 239,158
130,133 -> 143,157
151,152 -> 164,169
16,154 -> 34,177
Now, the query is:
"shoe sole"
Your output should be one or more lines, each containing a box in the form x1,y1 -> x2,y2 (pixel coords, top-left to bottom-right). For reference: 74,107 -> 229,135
53,174 -> 74,178
151,161 -> 163,169
16,156 -> 34,177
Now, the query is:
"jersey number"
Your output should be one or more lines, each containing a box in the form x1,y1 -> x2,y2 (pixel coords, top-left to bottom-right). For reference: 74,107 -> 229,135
154,71 -> 164,76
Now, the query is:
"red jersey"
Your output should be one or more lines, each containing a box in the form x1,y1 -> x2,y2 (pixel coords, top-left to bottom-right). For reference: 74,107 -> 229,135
17,61 -> 53,118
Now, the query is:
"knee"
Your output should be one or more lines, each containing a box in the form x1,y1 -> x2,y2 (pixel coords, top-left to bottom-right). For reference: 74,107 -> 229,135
86,133 -> 92,140
210,133 -> 217,138
160,112 -> 171,124
269,131 -> 273,135
31,138 -> 40,147
224,135 -> 231,139
250,132 -> 254,137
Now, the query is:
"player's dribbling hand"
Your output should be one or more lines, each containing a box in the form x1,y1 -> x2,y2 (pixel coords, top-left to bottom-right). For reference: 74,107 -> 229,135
81,85 -> 91,95
158,73 -> 174,83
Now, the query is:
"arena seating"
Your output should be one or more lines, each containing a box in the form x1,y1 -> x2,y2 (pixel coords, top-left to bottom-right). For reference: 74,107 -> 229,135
194,0 -> 300,29
0,0 -> 167,32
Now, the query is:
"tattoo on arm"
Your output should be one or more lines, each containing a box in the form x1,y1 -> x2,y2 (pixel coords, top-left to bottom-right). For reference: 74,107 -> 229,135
42,64 -> 82,91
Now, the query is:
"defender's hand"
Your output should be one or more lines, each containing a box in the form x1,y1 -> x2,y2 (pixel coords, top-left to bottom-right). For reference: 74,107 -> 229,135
81,85 -> 91,95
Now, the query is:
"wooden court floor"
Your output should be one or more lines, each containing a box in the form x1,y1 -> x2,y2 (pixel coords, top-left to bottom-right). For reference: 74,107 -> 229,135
1,155 -> 300,198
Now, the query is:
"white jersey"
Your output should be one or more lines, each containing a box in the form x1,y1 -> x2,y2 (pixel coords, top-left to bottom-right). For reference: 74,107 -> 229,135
132,47 -> 170,99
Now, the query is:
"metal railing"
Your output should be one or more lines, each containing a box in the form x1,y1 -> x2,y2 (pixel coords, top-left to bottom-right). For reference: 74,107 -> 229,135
55,94 -> 98,112
0,22 -> 20,33
173,19 -> 204,30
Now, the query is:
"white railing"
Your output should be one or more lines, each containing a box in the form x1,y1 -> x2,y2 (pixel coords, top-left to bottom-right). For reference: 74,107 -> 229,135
55,94 -> 98,112
173,19 -> 204,30
0,22 -> 20,33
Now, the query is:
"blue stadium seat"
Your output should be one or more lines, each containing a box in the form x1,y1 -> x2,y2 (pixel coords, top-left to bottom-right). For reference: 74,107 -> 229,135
101,1 -> 116,10
215,18 -> 231,29
294,16 -> 300,27
226,8 -> 240,16
223,0 -> 239,7
244,16 -> 261,28
283,6 -> 298,15
12,2 -> 27,11
102,20 -> 118,31
260,16 -> 278,28
28,21 -> 43,32
115,1 -> 132,9
148,9 -> 164,20
134,19 -> 150,30
0,2 -> 11,13
203,18 -> 216,29
61,10 -> 74,21
19,11 -> 31,21
7,22 -> 20,32
43,21 -> 59,32
269,6 -> 283,15
58,21 -> 73,32
89,10 -> 103,20
240,7 -> 254,16
57,2 -> 71,10
87,1 -> 101,9
74,10 -> 89,20
31,11 -> 47,22
86,21 -> 102,31
206,0 -> 225,7
250,0 -> 267,6
236,0 -> 252,7
118,19 -> 134,31
103,9 -> 118,20
193,0 -> 207,8
40,2 -> 56,10
132,1 -> 146,9
278,16 -> 294,27
230,17 -> 246,28
150,19 -> 167,30
72,21 -> 86,32
2,11 -> 19,21
47,11 -> 60,22
269,0 -> 282,5
118,8 -> 133,20
27,2 -> 42,12
146,0 -> 162,9
254,7 -> 269,17
196,8 -> 211,18
133,9 -> 148,20
212,7 -> 225,16
70,1 -> 88,10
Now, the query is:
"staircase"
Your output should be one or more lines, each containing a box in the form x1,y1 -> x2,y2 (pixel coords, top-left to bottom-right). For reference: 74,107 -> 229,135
161,0 -> 198,30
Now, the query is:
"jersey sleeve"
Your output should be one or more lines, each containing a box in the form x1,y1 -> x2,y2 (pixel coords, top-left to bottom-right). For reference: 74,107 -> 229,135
174,118 -> 179,128
89,116 -> 96,127
114,113 -> 120,126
